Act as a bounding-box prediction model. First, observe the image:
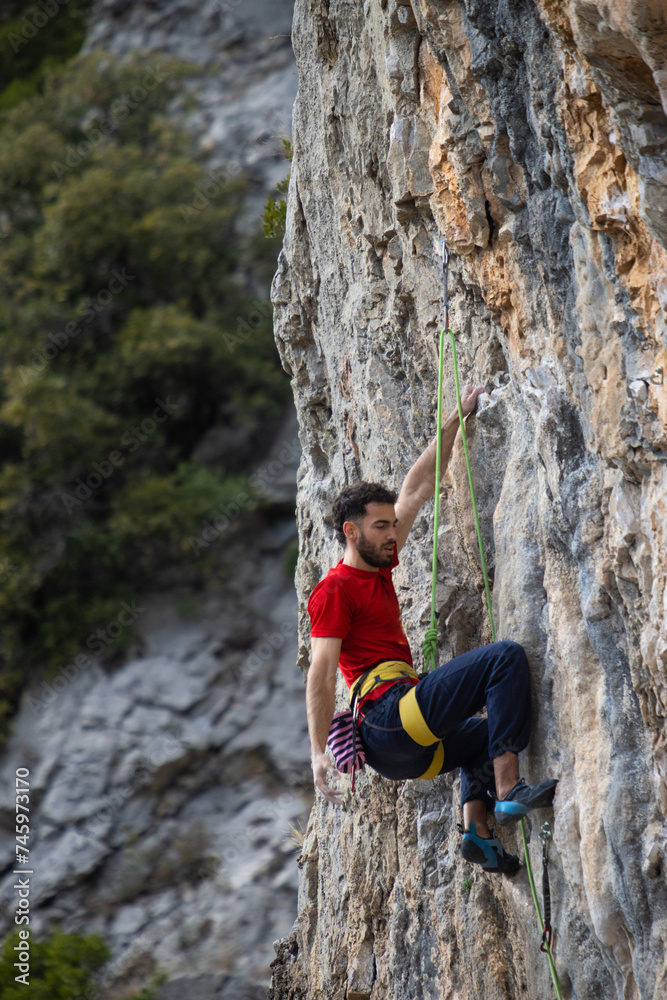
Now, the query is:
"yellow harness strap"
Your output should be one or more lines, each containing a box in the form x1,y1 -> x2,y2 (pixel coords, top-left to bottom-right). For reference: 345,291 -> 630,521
417,739 -> 444,780
352,660 -> 419,702
398,686 -> 438,745
397,686 -> 444,778
353,662 -> 444,782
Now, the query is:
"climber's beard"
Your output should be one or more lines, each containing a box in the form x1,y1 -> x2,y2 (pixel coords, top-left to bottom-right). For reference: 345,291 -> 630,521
355,530 -> 394,569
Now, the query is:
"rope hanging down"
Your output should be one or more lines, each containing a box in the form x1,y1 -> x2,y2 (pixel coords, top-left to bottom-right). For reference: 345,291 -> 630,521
427,241 -> 563,1000
422,242 -> 495,671
421,250 -> 446,672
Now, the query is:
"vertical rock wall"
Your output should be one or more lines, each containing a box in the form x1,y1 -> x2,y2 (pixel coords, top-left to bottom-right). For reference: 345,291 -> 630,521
271,1 -> 667,997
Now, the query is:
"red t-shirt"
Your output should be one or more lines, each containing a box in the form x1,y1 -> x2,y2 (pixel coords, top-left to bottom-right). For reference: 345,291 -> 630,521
307,549 -> 416,705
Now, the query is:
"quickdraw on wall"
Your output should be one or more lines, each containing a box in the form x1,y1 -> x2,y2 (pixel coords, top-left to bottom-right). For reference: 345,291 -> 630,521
540,822 -> 553,954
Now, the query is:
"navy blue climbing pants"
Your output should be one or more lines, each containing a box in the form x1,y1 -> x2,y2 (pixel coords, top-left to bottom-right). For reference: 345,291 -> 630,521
358,640 -> 531,805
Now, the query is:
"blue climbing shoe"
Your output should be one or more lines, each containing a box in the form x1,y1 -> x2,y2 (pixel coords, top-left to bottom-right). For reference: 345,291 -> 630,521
494,778 -> 558,826
460,822 -> 520,875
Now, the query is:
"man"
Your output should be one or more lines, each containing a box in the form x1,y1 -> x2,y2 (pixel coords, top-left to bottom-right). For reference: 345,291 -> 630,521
306,385 -> 557,874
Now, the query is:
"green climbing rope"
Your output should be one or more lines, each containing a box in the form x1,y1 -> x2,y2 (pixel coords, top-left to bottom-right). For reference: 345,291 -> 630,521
449,330 -> 496,643
446,303 -> 563,1000
422,243 -> 561,995
521,820 -> 564,1000
421,324 -> 446,673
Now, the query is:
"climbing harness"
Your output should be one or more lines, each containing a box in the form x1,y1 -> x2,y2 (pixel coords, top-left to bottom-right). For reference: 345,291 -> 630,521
434,241 -> 563,1000
328,656 -> 447,787
397,686 -> 445,778
327,660 -> 433,788
355,661 -> 446,780
353,660 -> 445,781
352,660 -> 419,700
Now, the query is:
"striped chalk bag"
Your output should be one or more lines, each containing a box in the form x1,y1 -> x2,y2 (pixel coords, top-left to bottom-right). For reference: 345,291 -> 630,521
326,661 -> 419,791
326,699 -> 366,790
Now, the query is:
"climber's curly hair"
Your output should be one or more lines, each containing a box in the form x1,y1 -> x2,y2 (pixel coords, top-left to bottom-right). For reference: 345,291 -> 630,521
332,482 -> 398,546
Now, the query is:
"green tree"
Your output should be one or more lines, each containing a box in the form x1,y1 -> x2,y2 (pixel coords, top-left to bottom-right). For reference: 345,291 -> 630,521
0,928 -> 109,1000
0,52 -> 288,734
263,139 -> 292,238
0,928 -> 166,1000
0,0 -> 95,110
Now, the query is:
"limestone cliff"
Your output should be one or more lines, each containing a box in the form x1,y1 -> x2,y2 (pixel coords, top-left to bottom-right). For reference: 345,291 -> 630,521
0,4 -> 307,1000
271,2 -> 667,998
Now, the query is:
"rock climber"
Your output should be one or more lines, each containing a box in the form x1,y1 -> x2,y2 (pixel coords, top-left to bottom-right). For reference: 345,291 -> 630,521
306,384 -> 557,874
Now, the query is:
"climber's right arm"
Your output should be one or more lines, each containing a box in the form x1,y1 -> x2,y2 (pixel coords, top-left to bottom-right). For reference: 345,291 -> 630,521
307,635 -> 345,806
394,384 -> 485,553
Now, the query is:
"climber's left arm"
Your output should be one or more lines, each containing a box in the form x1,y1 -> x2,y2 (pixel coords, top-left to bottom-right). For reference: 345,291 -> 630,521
394,384 -> 486,554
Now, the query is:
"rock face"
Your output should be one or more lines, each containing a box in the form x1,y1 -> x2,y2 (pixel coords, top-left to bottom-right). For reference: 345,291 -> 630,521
271,2 -> 667,998
0,419 -> 310,1000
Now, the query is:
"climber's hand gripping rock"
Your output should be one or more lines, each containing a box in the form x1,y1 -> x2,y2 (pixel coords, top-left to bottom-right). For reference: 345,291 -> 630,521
459,384 -> 487,416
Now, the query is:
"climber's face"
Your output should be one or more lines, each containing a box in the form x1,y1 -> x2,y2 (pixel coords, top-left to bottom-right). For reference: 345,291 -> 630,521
344,502 -> 397,568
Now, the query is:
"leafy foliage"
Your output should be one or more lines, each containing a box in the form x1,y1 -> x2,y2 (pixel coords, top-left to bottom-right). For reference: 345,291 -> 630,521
0,51 -> 288,732
0,0 -> 95,110
0,928 -> 109,1000
263,190 -> 288,239
262,139 -> 292,238
0,929 -> 166,1000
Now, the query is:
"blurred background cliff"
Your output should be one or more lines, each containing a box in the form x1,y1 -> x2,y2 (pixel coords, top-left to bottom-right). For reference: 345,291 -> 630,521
271,2 -> 667,999
0,3 -> 307,999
